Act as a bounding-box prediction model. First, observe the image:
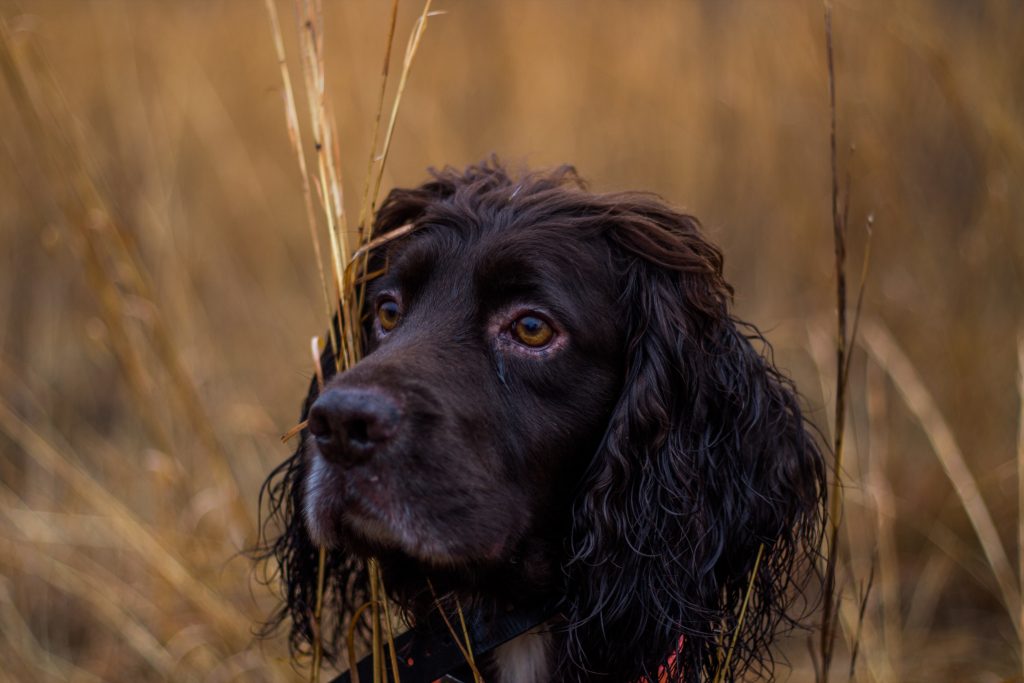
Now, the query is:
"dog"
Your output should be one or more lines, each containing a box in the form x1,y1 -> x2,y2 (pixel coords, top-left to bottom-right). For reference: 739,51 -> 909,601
258,160 -> 825,683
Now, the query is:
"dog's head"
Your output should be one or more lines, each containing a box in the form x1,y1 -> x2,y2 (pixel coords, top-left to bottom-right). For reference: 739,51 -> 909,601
303,163 -> 626,573
259,160 -> 825,682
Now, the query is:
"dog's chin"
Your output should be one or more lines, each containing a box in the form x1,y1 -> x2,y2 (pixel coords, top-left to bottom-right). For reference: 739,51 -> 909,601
302,453 -> 507,568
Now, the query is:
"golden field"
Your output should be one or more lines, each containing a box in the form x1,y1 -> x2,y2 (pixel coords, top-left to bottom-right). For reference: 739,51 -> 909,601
0,1 -> 1022,681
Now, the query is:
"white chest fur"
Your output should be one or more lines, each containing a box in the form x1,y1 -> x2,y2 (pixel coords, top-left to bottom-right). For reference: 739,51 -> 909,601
491,626 -> 552,683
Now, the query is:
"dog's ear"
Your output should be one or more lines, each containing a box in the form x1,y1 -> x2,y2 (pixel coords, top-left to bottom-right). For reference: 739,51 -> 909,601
563,200 -> 825,682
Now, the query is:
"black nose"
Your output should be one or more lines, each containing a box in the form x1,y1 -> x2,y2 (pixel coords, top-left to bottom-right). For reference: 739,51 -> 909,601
307,387 -> 401,466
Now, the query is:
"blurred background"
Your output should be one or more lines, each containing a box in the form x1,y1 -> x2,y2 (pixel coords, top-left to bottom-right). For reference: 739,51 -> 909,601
0,1 -> 1021,681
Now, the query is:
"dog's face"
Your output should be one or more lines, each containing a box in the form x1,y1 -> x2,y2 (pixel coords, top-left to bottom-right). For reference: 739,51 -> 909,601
303,220 -> 625,568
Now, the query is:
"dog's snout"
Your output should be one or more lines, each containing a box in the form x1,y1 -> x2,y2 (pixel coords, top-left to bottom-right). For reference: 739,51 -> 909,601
308,387 -> 401,466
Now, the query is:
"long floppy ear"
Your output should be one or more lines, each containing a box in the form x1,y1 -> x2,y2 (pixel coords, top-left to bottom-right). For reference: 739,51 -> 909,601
563,200 -> 825,683
253,168 -> 471,661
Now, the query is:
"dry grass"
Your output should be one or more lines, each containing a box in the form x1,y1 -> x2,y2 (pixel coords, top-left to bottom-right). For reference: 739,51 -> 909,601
0,1 -> 1022,681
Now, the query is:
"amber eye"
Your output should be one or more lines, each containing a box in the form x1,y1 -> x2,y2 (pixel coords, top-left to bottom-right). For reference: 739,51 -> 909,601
377,299 -> 400,331
512,315 -> 554,347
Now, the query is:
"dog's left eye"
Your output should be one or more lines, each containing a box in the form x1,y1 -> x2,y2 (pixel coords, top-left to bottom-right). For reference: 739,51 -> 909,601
512,315 -> 554,347
377,299 -> 401,332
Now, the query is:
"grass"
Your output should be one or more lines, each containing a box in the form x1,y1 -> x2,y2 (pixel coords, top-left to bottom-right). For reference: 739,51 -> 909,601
0,1 -> 1022,681
262,1 -> 436,680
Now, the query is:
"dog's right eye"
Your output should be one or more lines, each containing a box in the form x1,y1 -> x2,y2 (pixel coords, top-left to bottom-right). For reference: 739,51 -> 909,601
377,299 -> 401,332
512,315 -> 554,348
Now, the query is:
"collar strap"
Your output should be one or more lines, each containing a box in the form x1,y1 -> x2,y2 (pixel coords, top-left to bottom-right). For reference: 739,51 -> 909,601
329,602 -> 557,683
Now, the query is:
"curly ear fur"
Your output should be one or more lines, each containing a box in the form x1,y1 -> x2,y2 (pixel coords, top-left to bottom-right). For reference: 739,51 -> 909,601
562,202 -> 825,682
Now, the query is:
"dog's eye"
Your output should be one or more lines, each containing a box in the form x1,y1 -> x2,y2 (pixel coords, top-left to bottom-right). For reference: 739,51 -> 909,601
512,315 -> 554,347
377,299 -> 401,332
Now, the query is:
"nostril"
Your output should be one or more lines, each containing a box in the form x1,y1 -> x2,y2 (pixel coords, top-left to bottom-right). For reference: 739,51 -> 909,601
307,411 -> 329,438
306,406 -> 343,462
345,417 -> 370,446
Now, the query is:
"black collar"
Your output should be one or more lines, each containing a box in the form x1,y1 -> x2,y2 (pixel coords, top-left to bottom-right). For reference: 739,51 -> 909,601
329,601 -> 557,683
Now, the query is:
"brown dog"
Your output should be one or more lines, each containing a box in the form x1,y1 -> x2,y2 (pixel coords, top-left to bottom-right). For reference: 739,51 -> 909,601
259,160 -> 825,683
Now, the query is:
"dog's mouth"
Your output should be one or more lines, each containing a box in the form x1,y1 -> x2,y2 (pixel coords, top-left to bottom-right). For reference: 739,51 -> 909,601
303,445 -> 502,566
304,451 -> 408,545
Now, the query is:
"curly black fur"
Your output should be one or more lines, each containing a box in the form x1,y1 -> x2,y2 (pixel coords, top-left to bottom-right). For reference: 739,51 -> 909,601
255,159 -> 825,682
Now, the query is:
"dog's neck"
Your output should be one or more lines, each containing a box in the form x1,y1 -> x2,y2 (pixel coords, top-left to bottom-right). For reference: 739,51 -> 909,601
369,519 -> 568,682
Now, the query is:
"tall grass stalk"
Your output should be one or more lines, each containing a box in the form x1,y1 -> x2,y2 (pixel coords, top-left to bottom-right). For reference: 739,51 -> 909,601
293,0 -> 353,366
807,327 -> 889,683
819,5 -> 846,678
865,359 -> 901,679
346,601 -> 376,683
356,0 -> 400,241
367,0 -> 435,219
379,580 -> 403,683
368,558 -> 383,683
713,544 -> 764,683
263,0 -> 334,355
817,5 -> 880,677
427,581 -> 484,683
262,0 -> 442,678
454,596 -> 482,683
1018,331 -> 1024,681
263,1 -> 342,675
862,322 -> 1021,638
847,562 -> 875,682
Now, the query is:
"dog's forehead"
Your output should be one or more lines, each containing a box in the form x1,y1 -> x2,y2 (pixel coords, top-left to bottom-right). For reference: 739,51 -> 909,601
472,225 -> 606,286
385,220 -> 612,295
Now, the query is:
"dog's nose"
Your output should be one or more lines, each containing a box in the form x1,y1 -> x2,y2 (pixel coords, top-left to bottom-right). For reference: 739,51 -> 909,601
307,387 -> 401,466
